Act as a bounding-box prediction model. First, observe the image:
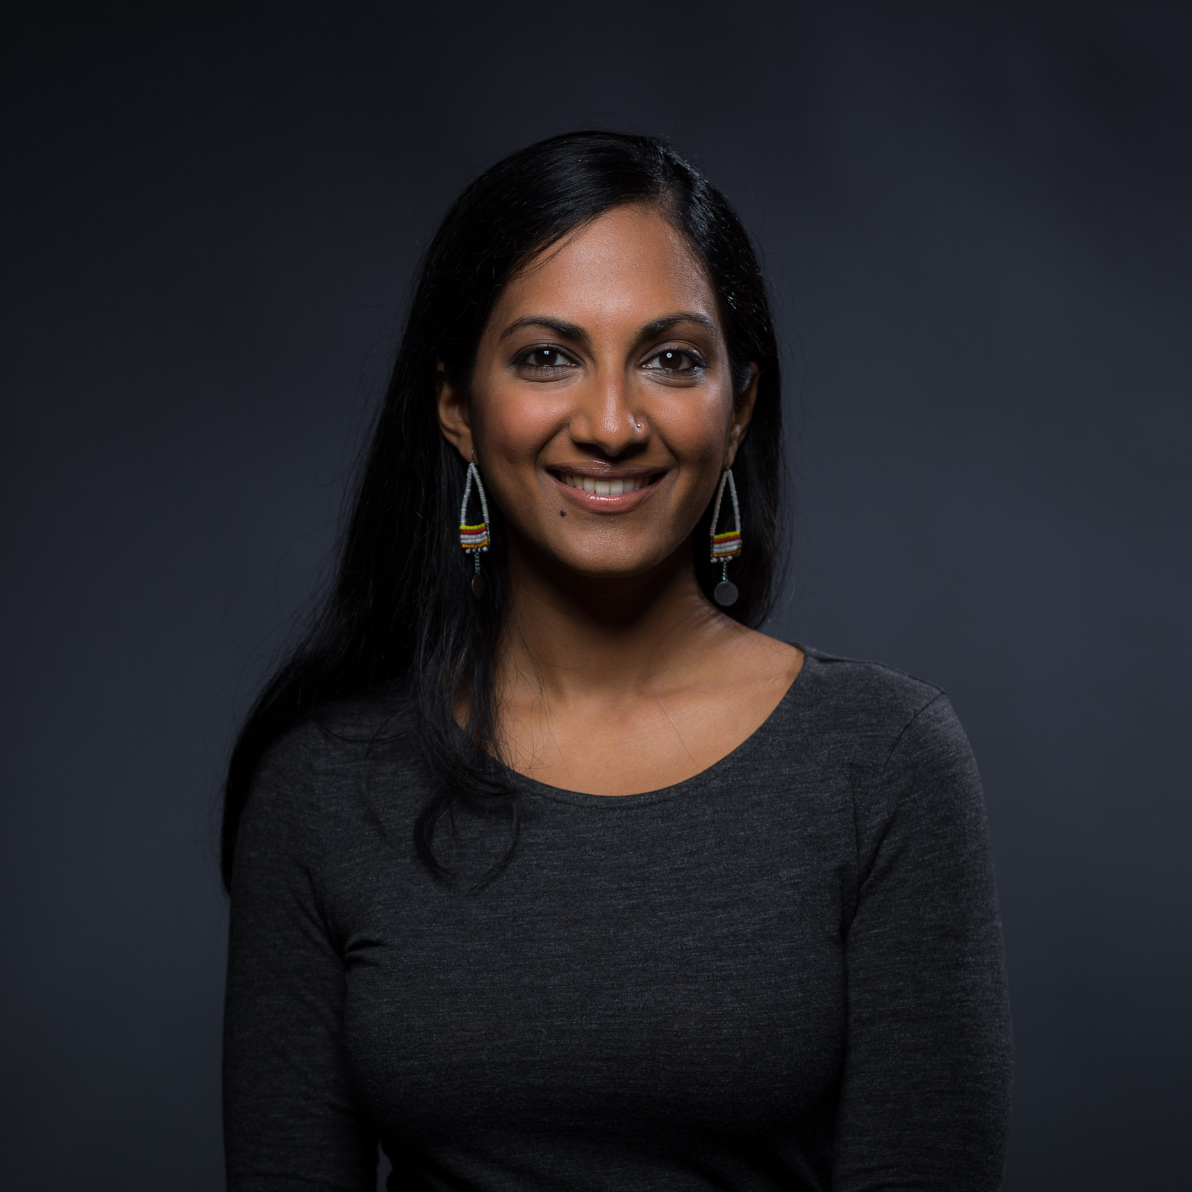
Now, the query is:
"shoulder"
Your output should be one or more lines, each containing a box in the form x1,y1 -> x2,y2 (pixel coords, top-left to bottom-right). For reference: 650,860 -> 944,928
793,645 -> 964,772
245,685 -> 422,828
794,648 -> 989,872
232,685 -> 425,894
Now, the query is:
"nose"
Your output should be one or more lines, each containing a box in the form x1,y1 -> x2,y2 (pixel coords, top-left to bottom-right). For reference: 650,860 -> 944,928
567,365 -> 648,456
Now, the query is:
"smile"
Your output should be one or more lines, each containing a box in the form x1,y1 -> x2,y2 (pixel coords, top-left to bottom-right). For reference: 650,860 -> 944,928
558,473 -> 653,495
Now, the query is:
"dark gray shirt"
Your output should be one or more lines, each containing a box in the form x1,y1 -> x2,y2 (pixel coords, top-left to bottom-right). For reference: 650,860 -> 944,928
224,647 -> 1013,1191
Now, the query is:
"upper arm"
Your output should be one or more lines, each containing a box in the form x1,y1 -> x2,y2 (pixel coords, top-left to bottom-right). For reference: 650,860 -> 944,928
833,695 -> 1013,1191
223,736 -> 378,1191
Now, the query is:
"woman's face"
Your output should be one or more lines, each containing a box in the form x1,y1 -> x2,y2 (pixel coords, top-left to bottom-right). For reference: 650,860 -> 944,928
437,203 -> 756,581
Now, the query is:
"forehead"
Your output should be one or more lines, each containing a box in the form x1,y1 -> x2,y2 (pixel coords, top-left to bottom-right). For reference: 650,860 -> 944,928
488,204 -> 721,334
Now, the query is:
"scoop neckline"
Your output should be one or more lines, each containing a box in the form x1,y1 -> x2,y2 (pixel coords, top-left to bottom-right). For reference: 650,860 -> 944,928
504,643 -> 818,810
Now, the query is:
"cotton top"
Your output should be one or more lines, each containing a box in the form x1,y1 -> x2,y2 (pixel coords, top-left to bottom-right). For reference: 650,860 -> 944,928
224,646 -> 1013,1191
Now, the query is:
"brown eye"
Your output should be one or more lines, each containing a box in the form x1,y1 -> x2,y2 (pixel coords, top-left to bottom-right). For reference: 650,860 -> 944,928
644,348 -> 703,373
518,347 -> 573,370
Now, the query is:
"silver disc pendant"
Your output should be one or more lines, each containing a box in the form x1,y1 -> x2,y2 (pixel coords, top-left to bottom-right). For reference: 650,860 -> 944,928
714,579 -> 738,607
471,571 -> 488,600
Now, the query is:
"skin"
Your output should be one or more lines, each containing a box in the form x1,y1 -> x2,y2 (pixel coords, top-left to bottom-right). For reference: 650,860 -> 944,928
438,203 -> 802,795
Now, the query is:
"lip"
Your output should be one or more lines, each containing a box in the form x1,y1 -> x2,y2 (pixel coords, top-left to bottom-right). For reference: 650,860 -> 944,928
546,466 -> 665,512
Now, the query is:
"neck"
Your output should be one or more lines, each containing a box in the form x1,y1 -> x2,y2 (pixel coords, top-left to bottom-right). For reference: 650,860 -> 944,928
496,535 -> 730,706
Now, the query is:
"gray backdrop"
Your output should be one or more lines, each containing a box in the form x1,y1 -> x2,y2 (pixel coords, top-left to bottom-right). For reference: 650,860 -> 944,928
2,2 -> 1189,1188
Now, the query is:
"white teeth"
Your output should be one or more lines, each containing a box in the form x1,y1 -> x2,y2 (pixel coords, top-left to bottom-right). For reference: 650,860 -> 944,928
562,473 -> 648,493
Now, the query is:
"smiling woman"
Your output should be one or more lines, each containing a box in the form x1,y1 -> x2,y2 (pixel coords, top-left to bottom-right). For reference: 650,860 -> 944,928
433,202 -> 796,796
221,132 -> 1012,1191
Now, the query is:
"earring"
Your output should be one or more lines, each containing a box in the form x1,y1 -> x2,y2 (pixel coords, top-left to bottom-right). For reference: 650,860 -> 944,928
459,456 -> 491,599
709,467 -> 741,607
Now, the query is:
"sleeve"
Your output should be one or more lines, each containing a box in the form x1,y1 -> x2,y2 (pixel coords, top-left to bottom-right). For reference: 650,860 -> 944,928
223,732 -> 378,1191
832,694 -> 1013,1191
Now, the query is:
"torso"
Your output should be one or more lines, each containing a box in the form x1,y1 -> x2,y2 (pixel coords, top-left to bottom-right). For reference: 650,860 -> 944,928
225,649 -> 1013,1190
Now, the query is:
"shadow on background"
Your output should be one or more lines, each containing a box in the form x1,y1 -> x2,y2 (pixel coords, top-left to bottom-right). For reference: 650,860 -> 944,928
2,2 -> 1189,1188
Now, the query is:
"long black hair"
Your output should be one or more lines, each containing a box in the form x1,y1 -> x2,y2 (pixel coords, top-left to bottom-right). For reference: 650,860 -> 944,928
221,131 -> 785,890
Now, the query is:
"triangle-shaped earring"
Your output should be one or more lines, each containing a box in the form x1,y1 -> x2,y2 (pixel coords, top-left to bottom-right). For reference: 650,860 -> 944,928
710,467 -> 741,607
459,457 -> 491,599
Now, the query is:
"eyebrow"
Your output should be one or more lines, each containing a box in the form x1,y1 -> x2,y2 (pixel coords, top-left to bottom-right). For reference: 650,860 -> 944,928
498,311 -> 717,346
639,312 -> 718,339
498,316 -> 590,346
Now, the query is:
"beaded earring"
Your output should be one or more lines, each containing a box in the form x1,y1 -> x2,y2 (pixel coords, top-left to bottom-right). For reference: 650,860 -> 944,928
459,456 -> 491,599
709,467 -> 742,607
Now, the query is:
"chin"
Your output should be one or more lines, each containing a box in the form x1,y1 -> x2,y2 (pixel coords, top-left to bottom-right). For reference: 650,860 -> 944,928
552,547 -> 677,583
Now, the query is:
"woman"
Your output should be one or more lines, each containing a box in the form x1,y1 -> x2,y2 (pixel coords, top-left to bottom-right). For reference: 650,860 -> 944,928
223,132 -> 1012,1191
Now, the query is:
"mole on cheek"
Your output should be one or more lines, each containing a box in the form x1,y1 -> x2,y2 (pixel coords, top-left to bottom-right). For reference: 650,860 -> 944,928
560,510 -> 566,516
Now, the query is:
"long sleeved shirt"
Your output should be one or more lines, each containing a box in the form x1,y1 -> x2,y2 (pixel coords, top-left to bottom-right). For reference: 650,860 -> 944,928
224,646 -> 1013,1190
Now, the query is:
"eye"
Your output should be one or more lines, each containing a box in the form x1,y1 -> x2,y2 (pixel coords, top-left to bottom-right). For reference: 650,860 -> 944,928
643,347 -> 704,374
515,346 -> 576,372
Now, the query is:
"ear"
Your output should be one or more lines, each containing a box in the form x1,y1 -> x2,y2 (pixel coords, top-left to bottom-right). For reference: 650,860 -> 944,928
723,362 -> 759,469
436,364 -> 474,462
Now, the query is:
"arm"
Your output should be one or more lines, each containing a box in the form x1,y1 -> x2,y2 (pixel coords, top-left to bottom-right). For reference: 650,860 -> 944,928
223,733 -> 378,1191
833,695 -> 1013,1191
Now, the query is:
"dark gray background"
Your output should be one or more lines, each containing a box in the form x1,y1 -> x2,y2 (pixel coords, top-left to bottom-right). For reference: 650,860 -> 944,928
2,2 -> 1189,1188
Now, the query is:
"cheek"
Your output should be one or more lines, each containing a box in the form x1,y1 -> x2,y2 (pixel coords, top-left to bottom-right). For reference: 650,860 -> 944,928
469,385 -> 569,524
473,385 -> 563,465
650,392 -> 733,466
